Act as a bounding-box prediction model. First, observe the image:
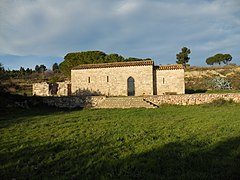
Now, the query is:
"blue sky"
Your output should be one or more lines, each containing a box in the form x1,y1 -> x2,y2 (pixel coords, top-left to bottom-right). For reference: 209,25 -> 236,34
0,0 -> 239,70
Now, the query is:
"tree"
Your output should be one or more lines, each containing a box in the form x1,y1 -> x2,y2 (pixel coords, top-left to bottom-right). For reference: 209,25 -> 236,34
222,54 -> 232,65
35,64 -> 46,73
206,56 -> 215,65
125,57 -> 143,61
25,68 -> 32,74
35,65 -> 40,72
206,53 -> 232,65
59,50 -> 145,77
104,54 -> 124,63
39,64 -> 47,73
19,67 -> 25,77
0,63 -> 5,78
59,51 -> 107,76
52,63 -> 59,73
176,47 -> 191,67
20,66 -> 25,72
0,63 -> 4,73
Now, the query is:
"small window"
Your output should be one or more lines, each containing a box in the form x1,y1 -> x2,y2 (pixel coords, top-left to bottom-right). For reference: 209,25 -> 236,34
88,77 -> 90,83
107,76 -> 109,82
163,78 -> 165,84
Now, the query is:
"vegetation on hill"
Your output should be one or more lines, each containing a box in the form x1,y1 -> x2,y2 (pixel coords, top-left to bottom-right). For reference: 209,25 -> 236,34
0,49 -> 239,95
206,53 -> 232,65
0,62 -> 67,95
185,64 -> 240,92
1,104 -> 240,179
59,51 -> 147,77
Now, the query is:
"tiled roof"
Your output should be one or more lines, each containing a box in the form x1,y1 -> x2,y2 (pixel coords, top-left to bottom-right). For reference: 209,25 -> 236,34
72,60 -> 154,70
157,64 -> 184,70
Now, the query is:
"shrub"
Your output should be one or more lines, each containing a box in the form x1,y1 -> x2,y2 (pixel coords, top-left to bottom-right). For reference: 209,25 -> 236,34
207,98 -> 235,107
211,77 -> 231,90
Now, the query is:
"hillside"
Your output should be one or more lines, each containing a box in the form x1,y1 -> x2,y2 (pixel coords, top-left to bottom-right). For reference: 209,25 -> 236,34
185,64 -> 240,91
186,64 -> 240,78
1,64 -> 240,96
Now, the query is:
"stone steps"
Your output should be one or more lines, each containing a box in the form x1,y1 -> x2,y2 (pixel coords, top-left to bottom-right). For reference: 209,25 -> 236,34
95,97 -> 158,109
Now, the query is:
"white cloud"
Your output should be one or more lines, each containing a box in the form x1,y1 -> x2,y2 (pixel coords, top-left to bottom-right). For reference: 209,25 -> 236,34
116,1 -> 141,15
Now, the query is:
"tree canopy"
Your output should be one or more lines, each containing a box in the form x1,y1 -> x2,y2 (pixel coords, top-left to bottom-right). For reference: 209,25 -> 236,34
176,47 -> 191,67
35,64 -> 47,73
0,63 -> 4,72
52,63 -> 60,73
59,51 -> 145,76
206,53 -> 232,65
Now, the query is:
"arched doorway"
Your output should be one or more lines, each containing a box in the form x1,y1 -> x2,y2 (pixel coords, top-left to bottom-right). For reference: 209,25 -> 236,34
127,77 -> 135,96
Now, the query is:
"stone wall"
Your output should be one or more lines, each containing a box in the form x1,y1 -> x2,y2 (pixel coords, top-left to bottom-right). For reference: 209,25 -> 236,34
32,81 -> 71,96
71,65 -> 153,96
57,81 -> 71,96
145,93 -> 240,105
156,69 -> 185,95
42,93 -> 240,109
33,82 -> 50,96
43,96 -> 106,108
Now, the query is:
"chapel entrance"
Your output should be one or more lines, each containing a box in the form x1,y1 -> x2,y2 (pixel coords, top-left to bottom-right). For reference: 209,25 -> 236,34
127,77 -> 135,96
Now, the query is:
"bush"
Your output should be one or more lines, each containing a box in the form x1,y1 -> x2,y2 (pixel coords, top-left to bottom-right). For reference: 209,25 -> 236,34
207,98 -> 235,107
211,77 -> 231,90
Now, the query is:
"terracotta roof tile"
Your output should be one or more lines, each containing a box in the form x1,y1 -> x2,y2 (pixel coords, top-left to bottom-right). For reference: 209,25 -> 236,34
72,60 -> 154,70
158,64 -> 184,70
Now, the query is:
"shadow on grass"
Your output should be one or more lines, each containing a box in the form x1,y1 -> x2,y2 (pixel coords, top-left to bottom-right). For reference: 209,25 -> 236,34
0,92 -> 84,128
1,136 -> 239,179
112,137 -> 240,179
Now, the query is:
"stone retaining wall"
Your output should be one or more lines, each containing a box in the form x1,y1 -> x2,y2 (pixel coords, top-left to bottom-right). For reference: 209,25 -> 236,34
42,93 -> 240,109
43,96 -> 106,109
145,93 -> 240,105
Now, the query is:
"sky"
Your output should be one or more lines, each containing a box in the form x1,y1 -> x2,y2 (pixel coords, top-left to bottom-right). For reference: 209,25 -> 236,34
0,0 -> 239,70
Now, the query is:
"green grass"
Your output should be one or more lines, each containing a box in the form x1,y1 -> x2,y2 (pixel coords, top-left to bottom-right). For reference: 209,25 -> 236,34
1,105 -> 240,179
14,89 -> 32,96
206,89 -> 240,94
185,89 -> 240,94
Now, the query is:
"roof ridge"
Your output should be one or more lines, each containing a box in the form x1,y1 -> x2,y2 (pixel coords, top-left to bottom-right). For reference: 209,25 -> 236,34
72,60 -> 154,70
158,64 -> 184,70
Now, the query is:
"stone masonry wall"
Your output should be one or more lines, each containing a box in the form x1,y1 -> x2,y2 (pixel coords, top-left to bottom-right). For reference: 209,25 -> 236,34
71,65 -> 153,96
43,96 -> 106,109
57,81 -> 71,96
32,81 -> 71,96
145,93 -> 240,105
33,82 -> 50,96
42,93 -> 240,109
156,69 -> 185,95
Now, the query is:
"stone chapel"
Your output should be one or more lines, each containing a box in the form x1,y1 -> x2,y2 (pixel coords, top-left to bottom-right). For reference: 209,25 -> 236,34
71,60 -> 185,96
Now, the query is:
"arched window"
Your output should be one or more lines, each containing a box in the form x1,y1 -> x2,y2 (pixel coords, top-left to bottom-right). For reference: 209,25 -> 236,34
127,77 -> 135,96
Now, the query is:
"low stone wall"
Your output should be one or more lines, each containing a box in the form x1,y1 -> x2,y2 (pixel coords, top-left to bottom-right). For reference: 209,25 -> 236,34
145,93 -> 240,105
41,93 -> 240,109
42,96 -> 106,109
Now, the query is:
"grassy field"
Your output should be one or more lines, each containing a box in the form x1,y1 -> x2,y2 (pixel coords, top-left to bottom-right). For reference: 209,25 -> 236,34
1,104 -> 240,179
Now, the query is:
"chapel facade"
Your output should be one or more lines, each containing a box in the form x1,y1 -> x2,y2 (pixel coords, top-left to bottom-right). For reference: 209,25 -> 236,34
71,60 -> 185,96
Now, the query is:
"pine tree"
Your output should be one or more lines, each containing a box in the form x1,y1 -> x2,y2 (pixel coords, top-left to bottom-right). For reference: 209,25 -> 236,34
176,47 -> 191,67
